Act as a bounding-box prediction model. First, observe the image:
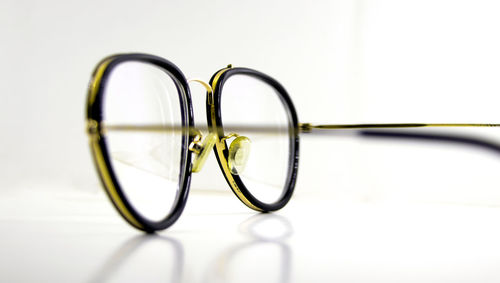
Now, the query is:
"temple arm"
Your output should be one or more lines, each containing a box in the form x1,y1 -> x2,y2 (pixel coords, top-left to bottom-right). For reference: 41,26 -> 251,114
298,123 -> 500,131
89,120 -> 500,154
299,123 -> 500,155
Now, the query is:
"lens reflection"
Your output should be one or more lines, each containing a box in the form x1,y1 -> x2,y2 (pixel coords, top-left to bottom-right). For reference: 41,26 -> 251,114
103,61 -> 184,222
220,74 -> 292,204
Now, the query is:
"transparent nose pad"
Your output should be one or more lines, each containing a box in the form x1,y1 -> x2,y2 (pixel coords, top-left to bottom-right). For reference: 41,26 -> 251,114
228,136 -> 251,175
190,132 -> 217,173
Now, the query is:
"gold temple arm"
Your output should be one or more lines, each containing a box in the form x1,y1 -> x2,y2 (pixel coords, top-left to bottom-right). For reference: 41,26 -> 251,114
88,120 -> 500,136
298,123 -> 500,133
87,120 -> 500,155
87,121 -> 293,136
298,122 -> 500,155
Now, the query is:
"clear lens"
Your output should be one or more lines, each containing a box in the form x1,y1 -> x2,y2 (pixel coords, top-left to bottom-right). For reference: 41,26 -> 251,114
103,61 -> 185,222
220,74 -> 292,204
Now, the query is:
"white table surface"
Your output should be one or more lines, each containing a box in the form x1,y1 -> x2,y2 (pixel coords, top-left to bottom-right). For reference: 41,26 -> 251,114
2,187 -> 500,283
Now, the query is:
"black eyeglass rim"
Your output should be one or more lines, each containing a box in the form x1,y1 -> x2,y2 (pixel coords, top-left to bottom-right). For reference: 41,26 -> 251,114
208,67 -> 300,212
87,53 -> 194,232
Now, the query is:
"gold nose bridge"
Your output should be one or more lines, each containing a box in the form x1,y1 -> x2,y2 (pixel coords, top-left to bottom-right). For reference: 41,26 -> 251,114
190,131 -> 217,172
187,79 -> 216,173
186,78 -> 251,175
188,78 -> 213,94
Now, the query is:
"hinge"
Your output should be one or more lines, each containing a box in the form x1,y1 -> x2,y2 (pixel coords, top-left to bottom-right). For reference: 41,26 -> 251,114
87,120 -> 100,136
298,123 -> 312,133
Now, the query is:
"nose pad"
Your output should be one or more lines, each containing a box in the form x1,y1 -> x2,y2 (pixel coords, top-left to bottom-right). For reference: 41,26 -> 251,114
190,132 -> 217,173
228,136 -> 251,175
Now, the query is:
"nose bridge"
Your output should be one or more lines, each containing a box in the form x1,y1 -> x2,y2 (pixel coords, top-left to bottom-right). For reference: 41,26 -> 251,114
186,77 -> 213,133
186,78 -> 215,173
188,78 -> 213,95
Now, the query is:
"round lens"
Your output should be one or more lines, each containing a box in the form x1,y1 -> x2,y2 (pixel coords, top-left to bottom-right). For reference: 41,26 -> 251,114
219,73 -> 294,204
102,61 -> 186,222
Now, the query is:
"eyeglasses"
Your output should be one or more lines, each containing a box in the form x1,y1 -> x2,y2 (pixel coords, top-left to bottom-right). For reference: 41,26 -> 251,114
86,53 -> 500,232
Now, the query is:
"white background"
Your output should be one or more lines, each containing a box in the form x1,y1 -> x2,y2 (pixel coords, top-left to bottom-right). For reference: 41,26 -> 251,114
2,0 -> 500,197
2,0 -> 500,199
2,1 -> 500,282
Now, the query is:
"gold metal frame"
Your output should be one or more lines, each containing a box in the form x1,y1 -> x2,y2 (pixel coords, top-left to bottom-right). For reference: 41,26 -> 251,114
86,53 -> 500,232
86,53 -> 198,232
86,58 -> 145,230
209,66 -> 263,211
299,123 -> 500,133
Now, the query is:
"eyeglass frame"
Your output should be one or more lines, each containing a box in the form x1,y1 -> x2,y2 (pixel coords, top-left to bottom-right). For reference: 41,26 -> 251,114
87,53 -> 299,232
86,53 -> 500,232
